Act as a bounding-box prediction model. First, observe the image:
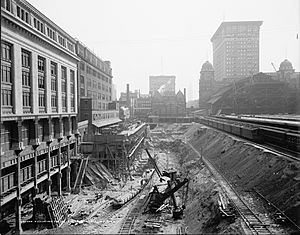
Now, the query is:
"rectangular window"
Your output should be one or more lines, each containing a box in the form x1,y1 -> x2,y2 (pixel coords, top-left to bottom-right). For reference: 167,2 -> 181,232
1,0 -> 11,12
58,35 -> 65,47
51,94 -> 57,107
80,75 -> 84,84
51,62 -> 57,76
22,91 -> 30,107
38,93 -> 45,107
1,89 -> 12,106
22,71 -> 30,86
47,27 -> 56,41
67,41 -> 74,52
71,96 -> 75,109
38,56 -> 45,71
70,70 -> 75,94
1,41 -> 13,112
38,74 -> 45,89
61,66 -> 67,93
51,62 -> 57,91
62,95 -> 67,108
21,49 -> 30,68
1,41 -> 12,61
22,49 -> 31,110
1,65 -> 12,83
16,5 -> 29,23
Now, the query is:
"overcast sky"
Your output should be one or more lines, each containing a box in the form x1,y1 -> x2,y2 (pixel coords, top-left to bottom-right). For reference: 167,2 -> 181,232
28,0 -> 299,101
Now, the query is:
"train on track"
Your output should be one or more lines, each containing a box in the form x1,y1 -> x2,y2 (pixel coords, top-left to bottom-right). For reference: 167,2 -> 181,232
196,116 -> 300,154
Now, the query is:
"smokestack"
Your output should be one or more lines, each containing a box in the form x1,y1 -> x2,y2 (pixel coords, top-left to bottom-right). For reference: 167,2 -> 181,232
126,84 -> 130,107
184,88 -> 186,103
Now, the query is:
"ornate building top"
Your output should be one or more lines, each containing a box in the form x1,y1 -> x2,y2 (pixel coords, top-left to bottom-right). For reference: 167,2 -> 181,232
201,61 -> 214,72
279,59 -> 294,72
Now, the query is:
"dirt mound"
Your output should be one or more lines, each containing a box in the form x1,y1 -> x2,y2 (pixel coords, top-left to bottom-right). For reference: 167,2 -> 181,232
187,125 -> 300,226
176,140 -> 243,234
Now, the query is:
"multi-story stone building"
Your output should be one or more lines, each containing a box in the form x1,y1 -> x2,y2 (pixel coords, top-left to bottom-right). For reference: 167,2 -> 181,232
76,41 -> 119,139
151,90 -> 186,117
76,41 -> 113,117
1,0 -> 79,232
134,94 -> 152,121
149,75 -> 175,95
211,21 -> 263,81
199,61 -> 215,109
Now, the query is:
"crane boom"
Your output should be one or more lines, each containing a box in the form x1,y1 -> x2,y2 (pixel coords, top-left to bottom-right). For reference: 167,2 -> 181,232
271,62 -> 277,72
145,148 -> 163,179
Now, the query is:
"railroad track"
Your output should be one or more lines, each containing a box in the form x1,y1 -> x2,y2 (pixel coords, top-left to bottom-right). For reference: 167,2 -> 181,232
194,121 -> 300,162
197,116 -> 300,159
117,172 -> 156,234
187,141 -> 273,235
118,191 -> 151,234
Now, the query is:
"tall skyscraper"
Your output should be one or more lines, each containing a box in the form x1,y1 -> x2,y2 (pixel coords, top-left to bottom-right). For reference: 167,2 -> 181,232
211,21 -> 263,81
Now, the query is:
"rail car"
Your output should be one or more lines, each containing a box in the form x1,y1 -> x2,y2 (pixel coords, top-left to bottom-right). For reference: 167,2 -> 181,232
214,115 -> 300,132
196,116 -> 300,153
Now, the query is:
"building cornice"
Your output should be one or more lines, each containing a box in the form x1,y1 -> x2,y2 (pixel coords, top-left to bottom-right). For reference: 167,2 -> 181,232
1,11 -> 79,61
17,0 -> 76,43
211,21 -> 263,42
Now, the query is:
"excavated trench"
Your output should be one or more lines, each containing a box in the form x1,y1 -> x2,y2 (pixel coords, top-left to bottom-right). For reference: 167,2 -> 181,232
18,123 -> 299,234
181,123 -> 299,234
152,126 -> 243,234
150,123 -> 299,234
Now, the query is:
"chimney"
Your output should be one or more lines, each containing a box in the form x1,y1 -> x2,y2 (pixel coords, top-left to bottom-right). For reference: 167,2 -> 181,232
184,88 -> 186,102
126,84 -> 130,107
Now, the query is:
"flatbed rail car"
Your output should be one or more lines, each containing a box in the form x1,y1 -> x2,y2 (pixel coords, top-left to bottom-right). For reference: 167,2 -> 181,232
196,116 -> 300,153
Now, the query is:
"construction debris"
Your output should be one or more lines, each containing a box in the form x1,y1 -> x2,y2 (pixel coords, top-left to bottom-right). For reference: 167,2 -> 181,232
34,194 -> 68,229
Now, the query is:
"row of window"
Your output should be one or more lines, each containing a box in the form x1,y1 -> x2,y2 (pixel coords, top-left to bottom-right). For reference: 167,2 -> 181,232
81,76 -> 111,94
1,41 -> 75,112
1,0 -> 75,53
86,65 -> 112,83
1,119 -> 76,152
92,102 -> 109,111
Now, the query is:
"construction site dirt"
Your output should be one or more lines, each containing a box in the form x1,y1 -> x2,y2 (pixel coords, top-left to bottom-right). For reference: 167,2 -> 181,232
21,123 -> 299,234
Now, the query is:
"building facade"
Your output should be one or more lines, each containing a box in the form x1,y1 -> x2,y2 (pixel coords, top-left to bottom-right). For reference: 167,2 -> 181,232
133,95 -> 152,121
149,75 -> 175,95
206,72 -> 295,115
76,41 -> 113,121
199,61 -> 215,109
211,21 -> 263,81
151,90 -> 186,117
1,0 -> 80,232
119,85 -> 139,117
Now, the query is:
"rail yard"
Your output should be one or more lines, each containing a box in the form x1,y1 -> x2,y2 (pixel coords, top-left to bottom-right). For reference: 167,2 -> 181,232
1,117 -> 297,235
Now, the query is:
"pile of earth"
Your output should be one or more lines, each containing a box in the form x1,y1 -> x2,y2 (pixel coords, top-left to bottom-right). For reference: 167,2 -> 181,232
185,123 -> 300,227
170,138 -> 244,234
148,126 -> 243,234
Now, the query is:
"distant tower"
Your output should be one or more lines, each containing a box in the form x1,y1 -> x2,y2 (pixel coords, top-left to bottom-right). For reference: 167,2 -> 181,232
278,59 -> 295,81
199,61 -> 215,109
126,84 -> 130,107
211,21 -> 263,81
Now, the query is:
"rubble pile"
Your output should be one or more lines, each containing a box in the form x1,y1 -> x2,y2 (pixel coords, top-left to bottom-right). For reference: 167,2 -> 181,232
33,194 -> 69,229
